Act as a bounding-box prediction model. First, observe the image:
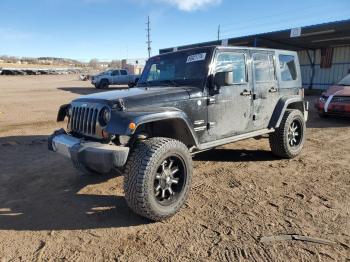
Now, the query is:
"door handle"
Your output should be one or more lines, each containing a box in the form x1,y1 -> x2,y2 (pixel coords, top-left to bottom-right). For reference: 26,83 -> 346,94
241,90 -> 252,96
269,87 -> 278,93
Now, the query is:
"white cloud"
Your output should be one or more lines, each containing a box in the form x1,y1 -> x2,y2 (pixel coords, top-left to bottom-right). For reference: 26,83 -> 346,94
156,0 -> 222,11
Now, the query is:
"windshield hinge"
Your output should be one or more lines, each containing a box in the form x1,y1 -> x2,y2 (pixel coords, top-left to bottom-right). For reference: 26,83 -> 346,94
207,122 -> 216,129
207,97 -> 215,105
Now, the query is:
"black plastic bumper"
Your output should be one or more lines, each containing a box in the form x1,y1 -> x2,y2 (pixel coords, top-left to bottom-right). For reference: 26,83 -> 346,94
48,129 -> 129,173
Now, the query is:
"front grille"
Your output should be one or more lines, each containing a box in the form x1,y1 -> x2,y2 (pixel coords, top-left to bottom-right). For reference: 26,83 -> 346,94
332,96 -> 350,103
70,105 -> 99,136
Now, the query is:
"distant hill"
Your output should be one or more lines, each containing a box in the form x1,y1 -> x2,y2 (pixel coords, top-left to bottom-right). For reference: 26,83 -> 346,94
0,55 -> 85,68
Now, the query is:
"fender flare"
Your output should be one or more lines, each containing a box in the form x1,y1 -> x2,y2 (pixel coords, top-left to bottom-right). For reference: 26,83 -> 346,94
57,104 -> 70,122
105,108 -> 199,146
268,96 -> 306,129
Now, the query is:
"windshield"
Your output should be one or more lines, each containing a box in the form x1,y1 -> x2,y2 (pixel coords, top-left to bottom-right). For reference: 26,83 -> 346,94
138,48 -> 213,88
338,74 -> 350,86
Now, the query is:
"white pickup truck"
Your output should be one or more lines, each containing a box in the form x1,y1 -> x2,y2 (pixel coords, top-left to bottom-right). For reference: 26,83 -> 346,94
91,69 -> 140,89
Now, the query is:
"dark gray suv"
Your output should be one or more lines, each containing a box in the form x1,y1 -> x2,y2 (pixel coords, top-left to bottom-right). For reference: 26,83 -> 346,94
49,46 -> 308,221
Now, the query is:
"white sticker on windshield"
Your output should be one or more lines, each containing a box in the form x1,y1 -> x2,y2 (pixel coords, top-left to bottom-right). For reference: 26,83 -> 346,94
186,53 -> 207,63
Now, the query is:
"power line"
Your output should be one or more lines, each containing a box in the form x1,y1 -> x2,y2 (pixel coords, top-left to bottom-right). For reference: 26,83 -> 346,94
146,16 -> 152,58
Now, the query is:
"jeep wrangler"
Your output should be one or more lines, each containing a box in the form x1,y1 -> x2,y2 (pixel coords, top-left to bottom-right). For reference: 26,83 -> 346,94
49,46 -> 308,221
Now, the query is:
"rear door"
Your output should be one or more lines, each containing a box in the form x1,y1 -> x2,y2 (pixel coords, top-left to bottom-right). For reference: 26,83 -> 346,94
207,50 -> 253,140
250,51 -> 279,130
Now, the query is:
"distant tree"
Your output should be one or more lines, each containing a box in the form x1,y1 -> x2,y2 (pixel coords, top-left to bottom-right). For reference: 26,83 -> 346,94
109,59 -> 122,68
89,58 -> 99,69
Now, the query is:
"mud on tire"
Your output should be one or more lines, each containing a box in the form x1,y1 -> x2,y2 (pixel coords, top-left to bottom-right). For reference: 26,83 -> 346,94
123,137 -> 193,221
269,109 -> 306,159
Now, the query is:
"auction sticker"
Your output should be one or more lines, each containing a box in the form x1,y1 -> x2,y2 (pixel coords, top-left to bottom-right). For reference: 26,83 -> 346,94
186,53 -> 206,63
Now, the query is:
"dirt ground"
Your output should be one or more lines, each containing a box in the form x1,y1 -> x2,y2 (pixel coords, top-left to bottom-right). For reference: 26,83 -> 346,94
0,75 -> 349,261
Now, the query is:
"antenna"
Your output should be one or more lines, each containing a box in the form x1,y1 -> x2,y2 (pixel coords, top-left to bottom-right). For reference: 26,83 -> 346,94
217,24 -> 221,41
146,16 -> 152,58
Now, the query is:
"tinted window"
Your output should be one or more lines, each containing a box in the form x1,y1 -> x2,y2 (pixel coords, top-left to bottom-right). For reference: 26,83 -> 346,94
253,53 -> 275,82
112,70 -> 119,76
120,70 -> 128,75
216,53 -> 246,83
279,55 -> 297,81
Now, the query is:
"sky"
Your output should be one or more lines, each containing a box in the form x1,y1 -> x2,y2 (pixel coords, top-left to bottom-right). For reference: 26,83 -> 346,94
0,0 -> 349,61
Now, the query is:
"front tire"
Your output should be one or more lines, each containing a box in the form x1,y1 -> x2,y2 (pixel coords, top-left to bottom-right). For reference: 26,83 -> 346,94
124,137 -> 193,221
269,109 -> 306,159
99,79 -> 109,89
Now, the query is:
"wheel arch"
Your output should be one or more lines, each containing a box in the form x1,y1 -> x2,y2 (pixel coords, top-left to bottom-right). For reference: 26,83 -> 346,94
105,109 -> 199,148
135,118 -> 198,148
269,96 -> 306,129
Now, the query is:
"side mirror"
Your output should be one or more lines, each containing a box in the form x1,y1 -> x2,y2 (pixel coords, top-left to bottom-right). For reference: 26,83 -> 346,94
207,72 -> 233,95
214,71 -> 234,88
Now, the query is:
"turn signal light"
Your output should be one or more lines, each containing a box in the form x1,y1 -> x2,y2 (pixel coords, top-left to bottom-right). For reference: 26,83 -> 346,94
129,122 -> 136,130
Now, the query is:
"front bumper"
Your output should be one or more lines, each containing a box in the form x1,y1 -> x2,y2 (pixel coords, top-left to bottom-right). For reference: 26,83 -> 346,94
315,101 -> 350,116
48,129 -> 129,173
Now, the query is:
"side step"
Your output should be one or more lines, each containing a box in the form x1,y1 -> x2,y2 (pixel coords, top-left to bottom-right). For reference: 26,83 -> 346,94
197,128 -> 275,151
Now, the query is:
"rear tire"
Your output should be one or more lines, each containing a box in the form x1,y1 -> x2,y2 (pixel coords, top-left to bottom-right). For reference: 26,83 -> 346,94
124,137 -> 193,221
269,109 -> 306,159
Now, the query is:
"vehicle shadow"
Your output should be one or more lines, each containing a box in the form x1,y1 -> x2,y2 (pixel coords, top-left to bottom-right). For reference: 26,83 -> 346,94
0,135 -> 149,231
194,148 -> 279,162
306,112 -> 350,128
58,86 -> 130,95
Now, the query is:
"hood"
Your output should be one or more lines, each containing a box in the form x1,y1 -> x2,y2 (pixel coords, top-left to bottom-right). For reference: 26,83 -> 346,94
324,85 -> 350,96
73,86 -> 201,108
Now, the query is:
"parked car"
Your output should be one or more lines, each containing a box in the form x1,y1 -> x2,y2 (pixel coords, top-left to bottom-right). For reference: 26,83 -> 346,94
316,73 -> 350,117
91,69 -> 140,89
49,46 -> 308,221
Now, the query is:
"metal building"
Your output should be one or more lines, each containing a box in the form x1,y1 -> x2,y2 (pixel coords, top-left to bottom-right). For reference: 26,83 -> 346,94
159,19 -> 350,90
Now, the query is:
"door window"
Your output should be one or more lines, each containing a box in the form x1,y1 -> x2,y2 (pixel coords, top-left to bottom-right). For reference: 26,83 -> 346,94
112,70 -> 120,76
120,70 -> 128,75
253,53 -> 275,82
216,53 -> 246,84
279,55 -> 297,81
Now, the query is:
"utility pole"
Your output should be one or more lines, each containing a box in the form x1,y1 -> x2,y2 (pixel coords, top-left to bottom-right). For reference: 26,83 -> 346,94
146,16 -> 152,58
217,24 -> 220,41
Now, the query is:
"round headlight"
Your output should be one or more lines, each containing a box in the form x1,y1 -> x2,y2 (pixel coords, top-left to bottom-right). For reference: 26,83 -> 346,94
319,96 -> 327,103
103,108 -> 111,123
99,107 -> 111,126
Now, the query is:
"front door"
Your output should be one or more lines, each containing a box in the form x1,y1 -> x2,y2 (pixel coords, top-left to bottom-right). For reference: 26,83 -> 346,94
207,50 -> 253,141
119,70 -> 129,84
111,70 -> 120,85
250,51 -> 279,130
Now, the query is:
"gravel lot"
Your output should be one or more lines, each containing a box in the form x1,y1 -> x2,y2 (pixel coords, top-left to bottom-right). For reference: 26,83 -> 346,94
0,75 -> 349,261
